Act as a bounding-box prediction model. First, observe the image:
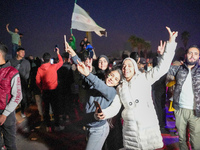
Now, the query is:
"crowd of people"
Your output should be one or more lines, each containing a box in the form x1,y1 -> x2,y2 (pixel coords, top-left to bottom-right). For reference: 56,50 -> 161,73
1,24 -> 200,150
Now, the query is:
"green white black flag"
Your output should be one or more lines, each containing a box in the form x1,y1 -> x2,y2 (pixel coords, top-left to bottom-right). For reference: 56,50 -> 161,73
71,3 -> 107,37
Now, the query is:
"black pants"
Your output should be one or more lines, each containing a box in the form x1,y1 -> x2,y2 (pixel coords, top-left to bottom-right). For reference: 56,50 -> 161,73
0,111 -> 17,150
42,89 -> 59,127
21,85 -> 28,114
152,88 -> 166,128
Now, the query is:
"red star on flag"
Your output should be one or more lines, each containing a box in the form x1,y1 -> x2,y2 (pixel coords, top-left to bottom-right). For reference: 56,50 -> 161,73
75,15 -> 79,20
87,19 -> 91,23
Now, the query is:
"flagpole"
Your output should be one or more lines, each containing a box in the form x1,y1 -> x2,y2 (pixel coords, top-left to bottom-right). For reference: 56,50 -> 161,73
64,35 -> 67,50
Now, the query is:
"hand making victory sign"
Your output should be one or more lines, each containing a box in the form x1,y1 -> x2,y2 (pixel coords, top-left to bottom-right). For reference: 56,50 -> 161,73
157,27 -> 178,55
166,26 -> 178,43
76,59 -> 90,77
157,40 -> 166,55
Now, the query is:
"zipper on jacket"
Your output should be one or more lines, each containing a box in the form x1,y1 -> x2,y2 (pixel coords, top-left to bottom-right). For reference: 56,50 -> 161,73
6,94 -> 8,105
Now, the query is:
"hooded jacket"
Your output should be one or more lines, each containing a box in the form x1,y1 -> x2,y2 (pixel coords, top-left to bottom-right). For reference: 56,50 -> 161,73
36,54 -> 63,90
102,41 -> 177,149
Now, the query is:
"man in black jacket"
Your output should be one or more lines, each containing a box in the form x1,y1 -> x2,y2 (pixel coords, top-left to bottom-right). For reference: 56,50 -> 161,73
168,45 -> 200,150
9,47 -> 31,118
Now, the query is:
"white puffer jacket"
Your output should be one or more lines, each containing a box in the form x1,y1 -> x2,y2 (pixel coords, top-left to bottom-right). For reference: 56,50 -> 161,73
103,41 -> 177,150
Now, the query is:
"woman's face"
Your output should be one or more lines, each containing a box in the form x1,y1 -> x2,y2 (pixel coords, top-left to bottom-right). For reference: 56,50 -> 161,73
122,59 -> 135,81
106,70 -> 120,87
98,57 -> 108,70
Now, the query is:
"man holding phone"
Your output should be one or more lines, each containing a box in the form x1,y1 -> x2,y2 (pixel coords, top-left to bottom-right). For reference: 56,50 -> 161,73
36,47 -> 63,132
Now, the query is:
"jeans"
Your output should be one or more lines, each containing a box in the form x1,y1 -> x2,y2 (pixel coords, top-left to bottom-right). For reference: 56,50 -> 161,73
174,108 -> 200,150
86,121 -> 109,150
12,43 -> 18,58
0,111 -> 17,150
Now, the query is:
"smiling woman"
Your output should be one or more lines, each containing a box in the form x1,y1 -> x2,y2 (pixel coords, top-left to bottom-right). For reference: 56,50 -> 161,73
95,27 -> 178,149
65,41 -> 122,150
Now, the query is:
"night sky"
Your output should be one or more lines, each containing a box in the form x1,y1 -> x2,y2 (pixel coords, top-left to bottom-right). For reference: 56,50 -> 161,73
1,0 -> 200,58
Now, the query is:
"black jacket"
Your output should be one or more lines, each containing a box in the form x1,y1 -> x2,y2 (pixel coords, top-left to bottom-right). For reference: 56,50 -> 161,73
168,63 -> 200,117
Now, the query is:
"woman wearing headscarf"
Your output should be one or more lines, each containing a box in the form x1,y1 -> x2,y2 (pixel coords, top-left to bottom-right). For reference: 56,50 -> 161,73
95,55 -> 109,81
95,27 -> 178,150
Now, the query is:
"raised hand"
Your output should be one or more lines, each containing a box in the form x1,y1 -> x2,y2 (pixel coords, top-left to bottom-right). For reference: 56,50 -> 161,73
65,41 -> 76,56
54,47 -> 60,55
157,40 -> 166,55
77,59 -> 90,76
6,24 -> 10,32
166,26 -> 178,42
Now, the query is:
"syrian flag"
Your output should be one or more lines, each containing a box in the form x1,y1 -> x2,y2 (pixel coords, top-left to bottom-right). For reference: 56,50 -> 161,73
71,3 -> 107,37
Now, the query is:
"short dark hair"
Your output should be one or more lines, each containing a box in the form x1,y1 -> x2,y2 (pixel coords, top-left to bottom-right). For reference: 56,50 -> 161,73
43,52 -> 51,63
122,50 -> 130,60
0,42 -> 8,59
61,52 -> 69,60
130,52 -> 139,63
16,47 -> 25,52
186,45 -> 200,54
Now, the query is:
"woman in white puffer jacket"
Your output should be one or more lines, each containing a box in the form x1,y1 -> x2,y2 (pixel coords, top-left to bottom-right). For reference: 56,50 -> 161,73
95,27 -> 178,150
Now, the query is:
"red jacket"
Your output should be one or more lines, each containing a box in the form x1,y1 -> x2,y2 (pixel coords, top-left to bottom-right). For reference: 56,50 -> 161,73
0,62 -> 22,114
36,54 -> 63,90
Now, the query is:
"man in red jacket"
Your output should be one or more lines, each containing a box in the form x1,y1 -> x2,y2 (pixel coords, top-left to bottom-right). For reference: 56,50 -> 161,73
36,48 -> 63,132
0,42 -> 22,149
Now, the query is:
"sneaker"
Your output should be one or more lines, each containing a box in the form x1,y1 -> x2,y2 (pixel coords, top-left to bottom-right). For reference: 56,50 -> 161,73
21,113 -> 26,118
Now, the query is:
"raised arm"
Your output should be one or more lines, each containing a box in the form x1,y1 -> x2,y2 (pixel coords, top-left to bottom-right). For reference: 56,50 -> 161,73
65,41 -> 76,57
6,24 -> 10,32
76,59 -> 90,77
92,49 -> 97,60
71,34 -> 76,43
166,26 -> 178,43
144,26 -> 178,84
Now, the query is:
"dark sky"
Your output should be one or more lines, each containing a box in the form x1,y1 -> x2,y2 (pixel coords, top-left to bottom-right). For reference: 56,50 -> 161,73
1,0 -> 200,58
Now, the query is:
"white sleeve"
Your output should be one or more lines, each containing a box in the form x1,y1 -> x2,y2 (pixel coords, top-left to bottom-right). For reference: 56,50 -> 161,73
3,74 -> 22,116
102,95 -> 122,119
145,41 -> 177,84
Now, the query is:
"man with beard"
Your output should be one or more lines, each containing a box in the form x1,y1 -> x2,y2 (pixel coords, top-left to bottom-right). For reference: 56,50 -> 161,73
167,45 -> 200,150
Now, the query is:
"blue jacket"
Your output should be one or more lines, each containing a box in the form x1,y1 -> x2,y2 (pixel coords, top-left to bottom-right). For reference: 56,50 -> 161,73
72,55 -> 117,127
